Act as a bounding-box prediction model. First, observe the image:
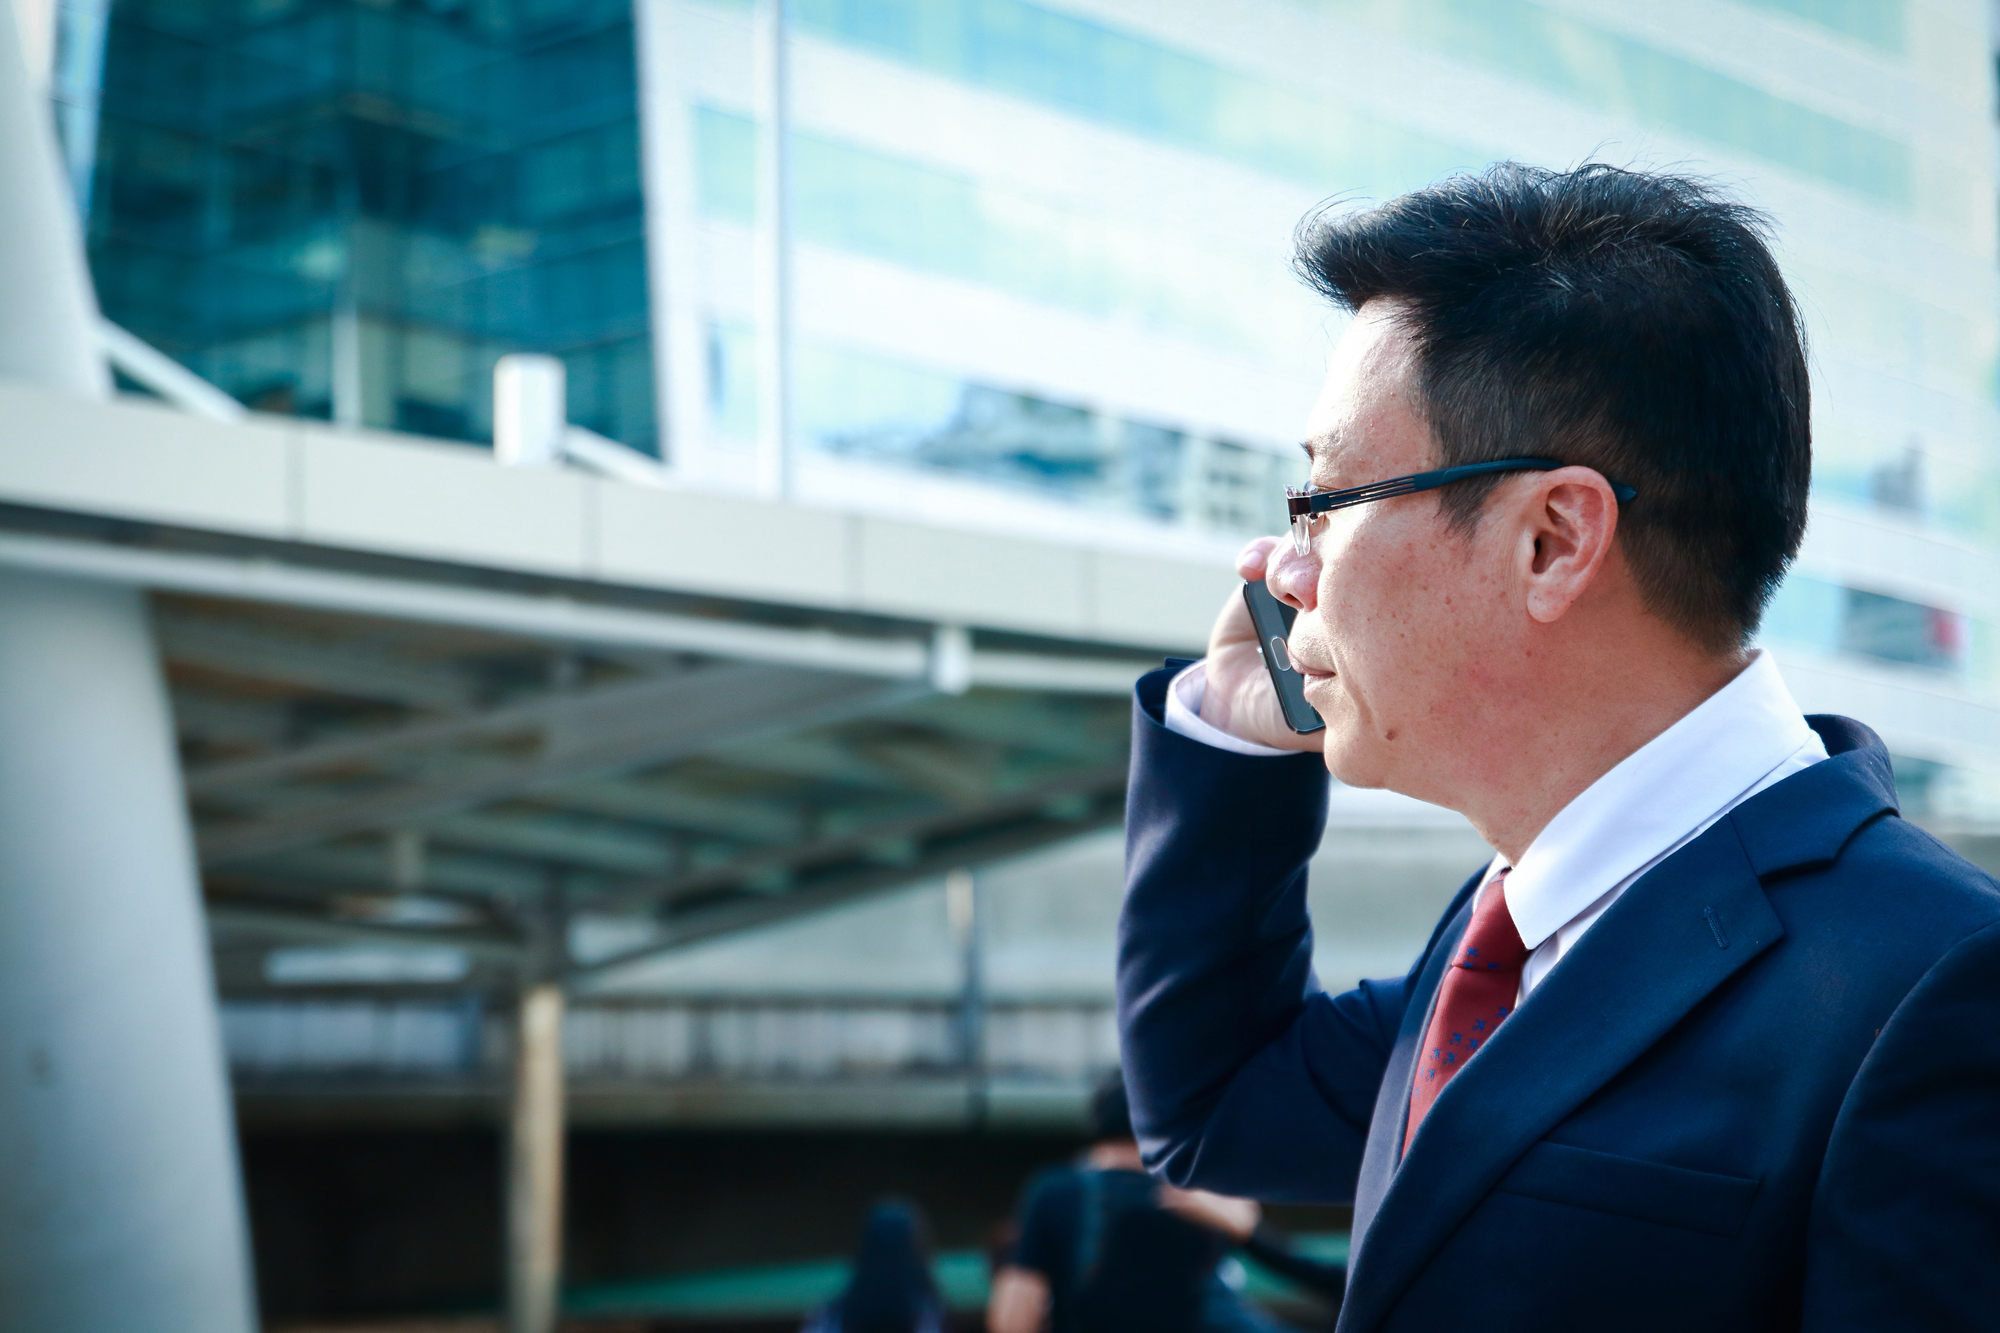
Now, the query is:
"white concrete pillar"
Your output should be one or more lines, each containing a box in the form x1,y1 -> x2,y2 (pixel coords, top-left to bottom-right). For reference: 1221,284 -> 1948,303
507,982 -> 566,1333
0,572 -> 256,1333
0,0 -> 105,397
495,353 -> 567,468
0,7 -> 253,1330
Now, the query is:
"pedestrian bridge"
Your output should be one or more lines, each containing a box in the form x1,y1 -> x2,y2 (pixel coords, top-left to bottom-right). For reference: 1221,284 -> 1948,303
0,378 -> 1242,1011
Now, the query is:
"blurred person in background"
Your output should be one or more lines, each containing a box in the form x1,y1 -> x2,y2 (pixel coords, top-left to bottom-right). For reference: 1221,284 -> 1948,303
987,1071 -> 1329,1333
804,1198 -> 947,1333
1157,1190 -> 1346,1315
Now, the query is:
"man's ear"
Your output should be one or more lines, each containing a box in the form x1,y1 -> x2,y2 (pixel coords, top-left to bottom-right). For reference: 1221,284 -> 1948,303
1520,468 -> 1620,624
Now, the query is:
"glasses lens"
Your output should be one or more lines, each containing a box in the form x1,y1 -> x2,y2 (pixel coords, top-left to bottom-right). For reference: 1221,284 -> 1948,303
1291,514 -> 1311,557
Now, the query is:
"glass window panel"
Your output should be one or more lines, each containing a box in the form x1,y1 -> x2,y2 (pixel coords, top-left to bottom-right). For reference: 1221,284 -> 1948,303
1767,573 -> 1979,680
1841,589 -> 1969,673
1322,0 -> 1912,209
778,0 -> 1912,209
1736,0 -> 1904,55
717,327 -> 1295,533
695,107 -> 1310,359
694,104 -> 754,222
786,0 -> 1480,198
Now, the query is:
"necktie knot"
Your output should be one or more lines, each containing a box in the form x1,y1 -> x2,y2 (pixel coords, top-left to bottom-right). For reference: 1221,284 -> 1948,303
1456,870 -> 1529,973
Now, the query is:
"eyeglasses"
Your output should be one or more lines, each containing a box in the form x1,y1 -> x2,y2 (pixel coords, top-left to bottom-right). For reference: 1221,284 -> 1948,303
1284,457 -> 1639,556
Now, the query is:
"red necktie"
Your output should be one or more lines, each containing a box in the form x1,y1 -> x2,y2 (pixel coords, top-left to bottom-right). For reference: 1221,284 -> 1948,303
1405,870 -> 1529,1152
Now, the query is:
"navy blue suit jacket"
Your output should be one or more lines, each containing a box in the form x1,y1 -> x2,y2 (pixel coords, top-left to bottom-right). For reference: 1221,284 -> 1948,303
1118,666 -> 2000,1331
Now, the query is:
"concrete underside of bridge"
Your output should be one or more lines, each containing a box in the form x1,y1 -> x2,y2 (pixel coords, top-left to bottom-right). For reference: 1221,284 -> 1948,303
0,380 -> 1249,1117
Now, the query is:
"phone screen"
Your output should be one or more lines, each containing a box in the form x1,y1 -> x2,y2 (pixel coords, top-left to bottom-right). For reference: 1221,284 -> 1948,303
1241,580 -> 1325,734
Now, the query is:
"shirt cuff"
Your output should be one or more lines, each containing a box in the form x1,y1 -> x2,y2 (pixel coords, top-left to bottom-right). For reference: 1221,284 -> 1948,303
1163,661 -> 1293,758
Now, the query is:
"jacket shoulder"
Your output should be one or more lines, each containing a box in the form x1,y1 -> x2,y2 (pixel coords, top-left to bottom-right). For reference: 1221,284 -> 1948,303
1769,810 -> 2000,970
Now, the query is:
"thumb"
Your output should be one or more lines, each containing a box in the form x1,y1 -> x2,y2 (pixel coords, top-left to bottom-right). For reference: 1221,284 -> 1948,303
1237,535 -> 1284,582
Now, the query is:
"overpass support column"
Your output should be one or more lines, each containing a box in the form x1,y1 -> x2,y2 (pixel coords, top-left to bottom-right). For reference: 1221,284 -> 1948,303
507,981 -> 567,1333
0,571 -> 256,1333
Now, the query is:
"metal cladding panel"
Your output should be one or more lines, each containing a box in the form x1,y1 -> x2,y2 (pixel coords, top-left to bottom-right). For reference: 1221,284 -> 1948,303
854,514 -> 1092,636
0,383 -> 292,536
295,426 -> 593,578
1087,548 -> 1233,652
594,482 -> 855,607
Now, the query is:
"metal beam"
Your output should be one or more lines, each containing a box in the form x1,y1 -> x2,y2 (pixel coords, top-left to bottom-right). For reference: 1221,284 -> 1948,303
205,899 -> 522,961
573,768 -> 1127,976
0,531 -> 932,676
538,779 -> 804,844
701,733 -> 913,790
171,688 -> 293,751
630,760 -> 1126,906
0,532 -> 1157,693
186,660 -> 705,795
231,842 -> 554,900
198,666 -> 925,866
895,691 -> 1131,760
426,812 -> 678,878
160,613 -> 478,712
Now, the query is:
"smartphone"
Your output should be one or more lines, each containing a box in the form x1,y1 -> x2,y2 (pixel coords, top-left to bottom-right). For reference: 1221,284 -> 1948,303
1242,579 -> 1325,734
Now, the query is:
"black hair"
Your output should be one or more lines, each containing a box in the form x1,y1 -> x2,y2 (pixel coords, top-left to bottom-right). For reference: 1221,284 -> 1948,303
1089,1068 -> 1134,1143
1294,162 -> 1810,652
834,1198 -> 940,1333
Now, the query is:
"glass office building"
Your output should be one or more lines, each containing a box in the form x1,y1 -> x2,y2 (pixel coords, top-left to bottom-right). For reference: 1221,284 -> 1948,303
80,0 -> 2000,816
87,0 -> 655,447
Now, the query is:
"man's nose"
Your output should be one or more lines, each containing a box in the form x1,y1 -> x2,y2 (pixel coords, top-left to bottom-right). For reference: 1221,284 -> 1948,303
1265,539 -> 1319,612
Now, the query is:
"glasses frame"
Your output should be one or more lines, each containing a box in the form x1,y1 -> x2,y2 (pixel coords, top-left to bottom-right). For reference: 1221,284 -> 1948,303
1284,457 -> 1639,556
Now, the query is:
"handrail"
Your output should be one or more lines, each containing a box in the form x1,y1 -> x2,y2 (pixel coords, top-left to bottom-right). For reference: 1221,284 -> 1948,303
96,318 -> 246,421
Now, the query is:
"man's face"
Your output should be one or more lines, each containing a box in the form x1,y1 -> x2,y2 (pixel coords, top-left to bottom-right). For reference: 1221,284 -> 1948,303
1269,302 -> 1523,800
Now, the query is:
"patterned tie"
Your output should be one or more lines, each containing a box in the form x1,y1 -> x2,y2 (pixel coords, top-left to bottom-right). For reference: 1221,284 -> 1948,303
1405,870 -> 1529,1153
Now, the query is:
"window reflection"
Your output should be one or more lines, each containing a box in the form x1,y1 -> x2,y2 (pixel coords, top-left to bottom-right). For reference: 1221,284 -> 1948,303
694,107 -> 1299,360
709,323 -> 1292,533
1763,574 -> 1977,682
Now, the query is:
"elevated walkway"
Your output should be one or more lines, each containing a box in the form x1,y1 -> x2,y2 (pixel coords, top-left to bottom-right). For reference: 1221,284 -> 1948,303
0,380 -> 1244,1002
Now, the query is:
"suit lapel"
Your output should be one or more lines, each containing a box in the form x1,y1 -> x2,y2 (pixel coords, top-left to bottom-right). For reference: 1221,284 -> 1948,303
1347,893 -> 1467,1248
1334,819 -> 1785,1333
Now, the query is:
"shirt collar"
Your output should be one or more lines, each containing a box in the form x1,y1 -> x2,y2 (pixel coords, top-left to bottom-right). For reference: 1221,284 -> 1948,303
1502,650 -> 1820,949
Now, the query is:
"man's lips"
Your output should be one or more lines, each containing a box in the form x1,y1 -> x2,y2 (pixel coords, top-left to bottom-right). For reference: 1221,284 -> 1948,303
1290,652 -> 1336,682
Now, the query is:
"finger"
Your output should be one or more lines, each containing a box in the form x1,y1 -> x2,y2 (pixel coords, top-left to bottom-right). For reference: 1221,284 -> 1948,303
1236,535 -> 1283,581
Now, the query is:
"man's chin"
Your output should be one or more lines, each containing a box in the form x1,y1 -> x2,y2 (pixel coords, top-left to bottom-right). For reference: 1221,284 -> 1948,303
1318,727 -> 1385,789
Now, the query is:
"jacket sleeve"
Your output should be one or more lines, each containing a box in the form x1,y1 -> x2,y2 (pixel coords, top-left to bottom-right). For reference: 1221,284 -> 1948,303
1117,666 -> 1413,1205
1804,918 -> 2000,1331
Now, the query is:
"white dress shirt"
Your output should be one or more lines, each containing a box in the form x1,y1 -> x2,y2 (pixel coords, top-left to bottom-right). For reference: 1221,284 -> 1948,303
1163,650 -> 1827,996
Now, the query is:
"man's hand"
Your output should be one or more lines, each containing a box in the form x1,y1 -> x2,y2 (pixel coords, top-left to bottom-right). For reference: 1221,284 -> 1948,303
986,1265 -> 1050,1333
1197,536 -> 1325,753
1157,1185 -> 1262,1243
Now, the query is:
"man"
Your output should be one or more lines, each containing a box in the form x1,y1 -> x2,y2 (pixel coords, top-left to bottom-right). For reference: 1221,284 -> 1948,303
1116,163 -> 2000,1332
988,1071 -> 1292,1333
